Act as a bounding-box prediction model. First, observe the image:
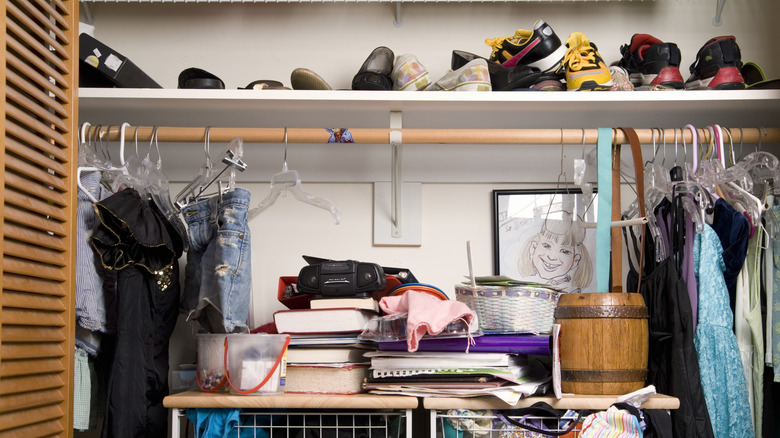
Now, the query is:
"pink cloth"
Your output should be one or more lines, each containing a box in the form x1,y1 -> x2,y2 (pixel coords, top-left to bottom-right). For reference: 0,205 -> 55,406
380,290 -> 475,352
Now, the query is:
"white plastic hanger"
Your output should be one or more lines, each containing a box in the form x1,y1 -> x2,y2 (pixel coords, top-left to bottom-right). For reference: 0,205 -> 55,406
248,128 -> 340,224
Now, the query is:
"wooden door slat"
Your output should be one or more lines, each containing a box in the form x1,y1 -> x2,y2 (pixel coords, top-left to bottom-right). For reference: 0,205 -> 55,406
4,173 -> 67,208
3,240 -> 66,267
30,0 -> 69,30
0,358 -> 64,378
2,258 -> 68,282
1,290 -> 66,312
1,308 -> 66,327
2,274 -> 67,297
13,0 -> 70,45
4,187 -> 67,221
1,326 -> 66,343
6,4 -> 68,66
6,87 -> 68,131
0,389 -> 64,413
5,47 -> 69,96
6,70 -> 69,118
5,120 -> 69,162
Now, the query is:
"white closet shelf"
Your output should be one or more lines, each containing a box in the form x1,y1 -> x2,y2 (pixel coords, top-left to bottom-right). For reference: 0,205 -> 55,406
79,0 -> 652,3
79,88 -> 780,132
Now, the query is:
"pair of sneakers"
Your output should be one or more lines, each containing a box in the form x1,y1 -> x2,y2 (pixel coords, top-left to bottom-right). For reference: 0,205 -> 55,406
485,20 -> 614,91
616,33 -> 746,90
353,47 -> 492,91
392,53 -> 492,92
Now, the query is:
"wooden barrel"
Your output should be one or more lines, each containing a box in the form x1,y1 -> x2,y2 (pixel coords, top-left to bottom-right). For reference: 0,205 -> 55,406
554,292 -> 649,395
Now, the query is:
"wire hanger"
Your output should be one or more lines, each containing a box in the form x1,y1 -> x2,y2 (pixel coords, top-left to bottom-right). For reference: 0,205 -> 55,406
248,128 -> 340,224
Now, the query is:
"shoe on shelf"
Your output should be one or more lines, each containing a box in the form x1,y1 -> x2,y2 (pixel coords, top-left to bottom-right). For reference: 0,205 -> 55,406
428,58 -> 491,91
392,54 -> 431,91
352,46 -> 395,91
484,19 -> 568,74
562,32 -> 613,91
609,66 -> 634,91
741,61 -> 780,89
452,50 -> 541,91
617,34 -> 684,89
290,68 -> 332,90
684,36 -> 746,90
531,74 -> 566,91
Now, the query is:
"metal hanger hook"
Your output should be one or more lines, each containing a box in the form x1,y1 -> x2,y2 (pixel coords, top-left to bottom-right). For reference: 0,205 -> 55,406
283,127 -> 289,172
204,126 -> 212,170
758,126 -> 767,151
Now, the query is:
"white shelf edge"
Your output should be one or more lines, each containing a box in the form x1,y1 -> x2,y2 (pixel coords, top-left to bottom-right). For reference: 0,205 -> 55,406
78,87 -> 780,105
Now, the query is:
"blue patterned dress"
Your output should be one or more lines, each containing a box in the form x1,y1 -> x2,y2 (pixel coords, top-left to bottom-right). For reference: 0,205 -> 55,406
693,224 -> 754,438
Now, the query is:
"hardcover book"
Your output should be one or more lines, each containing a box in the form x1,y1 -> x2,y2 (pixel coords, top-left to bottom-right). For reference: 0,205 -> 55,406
284,364 -> 370,394
273,308 -> 378,334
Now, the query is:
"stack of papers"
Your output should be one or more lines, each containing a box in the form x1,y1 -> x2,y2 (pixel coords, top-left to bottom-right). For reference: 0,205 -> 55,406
363,351 -> 550,405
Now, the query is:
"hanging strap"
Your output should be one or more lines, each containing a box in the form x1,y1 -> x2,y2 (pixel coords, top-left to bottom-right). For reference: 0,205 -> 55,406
616,127 -> 646,294
596,128 -> 613,292
611,141 -> 623,292
596,128 -> 646,293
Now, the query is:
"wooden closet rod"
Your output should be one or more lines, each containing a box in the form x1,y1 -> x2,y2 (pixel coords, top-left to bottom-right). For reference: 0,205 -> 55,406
87,126 -> 780,146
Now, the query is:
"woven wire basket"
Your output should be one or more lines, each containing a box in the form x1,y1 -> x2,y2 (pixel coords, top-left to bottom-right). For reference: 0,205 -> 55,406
455,285 -> 559,334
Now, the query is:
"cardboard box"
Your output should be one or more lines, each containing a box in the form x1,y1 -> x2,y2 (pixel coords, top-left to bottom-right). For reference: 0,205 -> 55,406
79,33 -> 162,88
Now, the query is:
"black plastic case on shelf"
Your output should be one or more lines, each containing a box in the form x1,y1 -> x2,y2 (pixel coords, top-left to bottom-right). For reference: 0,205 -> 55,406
79,33 -> 162,89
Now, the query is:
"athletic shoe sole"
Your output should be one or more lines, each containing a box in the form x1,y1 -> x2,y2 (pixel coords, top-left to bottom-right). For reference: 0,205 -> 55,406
568,79 -> 614,92
630,66 -> 684,89
684,66 -> 746,90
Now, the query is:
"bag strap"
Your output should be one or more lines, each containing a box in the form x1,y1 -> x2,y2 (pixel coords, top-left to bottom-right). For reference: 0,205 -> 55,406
596,128 -> 646,293
497,402 -> 586,437
614,127 -> 646,294
596,128 -> 613,292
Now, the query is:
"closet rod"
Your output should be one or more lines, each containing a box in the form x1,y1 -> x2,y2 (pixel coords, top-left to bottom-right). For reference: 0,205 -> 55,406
89,126 -> 780,145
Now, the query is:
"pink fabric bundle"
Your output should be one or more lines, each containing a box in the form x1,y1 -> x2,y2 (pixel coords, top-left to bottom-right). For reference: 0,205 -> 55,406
380,290 -> 475,352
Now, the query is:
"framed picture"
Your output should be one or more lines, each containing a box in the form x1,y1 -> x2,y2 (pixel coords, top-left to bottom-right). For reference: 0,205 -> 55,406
493,189 -> 598,293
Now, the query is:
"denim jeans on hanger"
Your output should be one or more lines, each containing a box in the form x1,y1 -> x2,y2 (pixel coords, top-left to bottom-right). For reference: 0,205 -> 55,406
182,187 -> 252,333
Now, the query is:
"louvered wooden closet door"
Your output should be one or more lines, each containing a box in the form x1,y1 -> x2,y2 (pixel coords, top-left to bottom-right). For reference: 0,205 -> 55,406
0,0 -> 78,435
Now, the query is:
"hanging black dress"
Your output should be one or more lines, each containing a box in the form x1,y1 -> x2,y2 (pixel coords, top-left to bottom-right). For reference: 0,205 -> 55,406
625,197 -> 714,438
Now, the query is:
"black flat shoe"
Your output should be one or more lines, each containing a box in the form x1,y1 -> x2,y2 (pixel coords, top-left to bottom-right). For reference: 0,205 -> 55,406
352,46 -> 395,90
451,50 -> 542,91
178,67 -> 225,89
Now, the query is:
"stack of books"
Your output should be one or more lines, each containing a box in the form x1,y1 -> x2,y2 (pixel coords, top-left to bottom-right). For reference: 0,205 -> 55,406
273,296 -> 379,394
363,348 -> 553,404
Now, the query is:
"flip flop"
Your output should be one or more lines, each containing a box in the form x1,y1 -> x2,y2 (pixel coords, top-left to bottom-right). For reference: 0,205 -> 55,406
741,62 -> 780,89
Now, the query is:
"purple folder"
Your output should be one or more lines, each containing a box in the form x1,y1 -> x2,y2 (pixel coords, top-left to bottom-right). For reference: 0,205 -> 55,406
378,334 -> 551,355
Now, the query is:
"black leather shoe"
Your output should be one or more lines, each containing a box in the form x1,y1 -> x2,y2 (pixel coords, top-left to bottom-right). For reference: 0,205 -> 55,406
178,67 -> 225,89
352,46 -> 395,90
452,50 -> 542,91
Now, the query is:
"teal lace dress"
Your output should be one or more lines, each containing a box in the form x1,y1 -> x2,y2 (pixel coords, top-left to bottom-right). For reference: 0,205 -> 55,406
693,224 -> 754,438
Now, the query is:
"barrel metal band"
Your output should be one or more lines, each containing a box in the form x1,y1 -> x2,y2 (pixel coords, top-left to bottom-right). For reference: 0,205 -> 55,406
561,369 -> 648,382
554,306 -> 649,319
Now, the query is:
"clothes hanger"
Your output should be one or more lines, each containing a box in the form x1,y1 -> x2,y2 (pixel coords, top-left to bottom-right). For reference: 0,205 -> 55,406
619,127 -> 668,261
191,136 -> 246,203
141,126 -> 190,247
248,128 -> 340,224
174,127 -> 217,210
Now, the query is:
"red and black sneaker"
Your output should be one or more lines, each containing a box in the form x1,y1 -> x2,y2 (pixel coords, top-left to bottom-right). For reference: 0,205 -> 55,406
617,34 -> 684,89
684,36 -> 746,90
